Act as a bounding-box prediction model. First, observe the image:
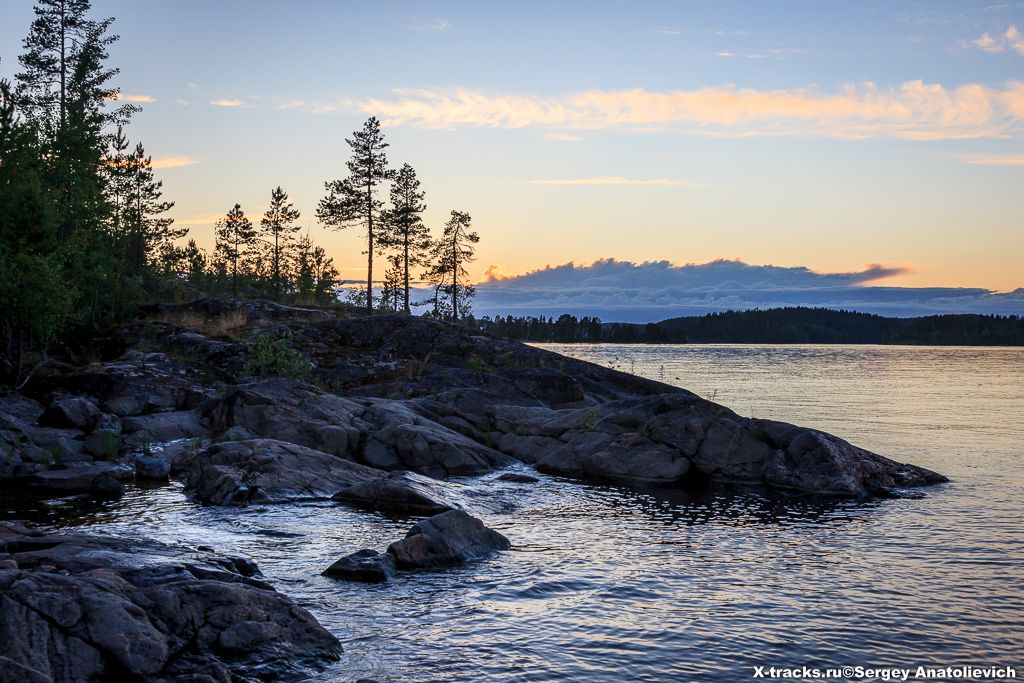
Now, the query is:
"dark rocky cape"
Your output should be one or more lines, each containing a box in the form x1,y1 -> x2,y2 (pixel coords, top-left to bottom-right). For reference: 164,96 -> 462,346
0,299 -> 947,681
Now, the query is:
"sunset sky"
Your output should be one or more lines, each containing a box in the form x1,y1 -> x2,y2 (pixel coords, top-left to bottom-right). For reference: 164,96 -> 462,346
2,0 -> 1022,315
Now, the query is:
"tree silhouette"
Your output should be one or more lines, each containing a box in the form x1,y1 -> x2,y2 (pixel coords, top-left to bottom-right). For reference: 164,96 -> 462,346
214,204 -> 255,299
317,116 -> 390,314
381,163 -> 430,314
423,210 -> 479,322
260,186 -> 301,300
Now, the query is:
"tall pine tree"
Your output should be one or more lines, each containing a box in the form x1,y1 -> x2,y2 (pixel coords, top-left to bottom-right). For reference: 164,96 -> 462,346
123,141 -> 181,277
260,186 -> 301,300
423,210 -> 479,322
214,204 -> 255,299
381,163 -> 430,314
317,116 -> 390,314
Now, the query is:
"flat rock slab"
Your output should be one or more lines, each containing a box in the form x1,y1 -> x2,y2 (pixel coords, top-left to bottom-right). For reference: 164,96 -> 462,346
332,471 -> 461,516
186,439 -> 382,505
28,462 -> 135,496
0,523 -> 340,682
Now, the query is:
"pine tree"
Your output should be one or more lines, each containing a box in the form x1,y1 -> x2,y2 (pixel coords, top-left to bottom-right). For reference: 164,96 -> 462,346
123,142 -> 181,276
423,210 -> 479,322
17,0 -> 136,242
317,116 -> 390,315
260,186 -> 301,300
380,253 -> 403,312
381,163 -> 430,314
214,204 -> 255,299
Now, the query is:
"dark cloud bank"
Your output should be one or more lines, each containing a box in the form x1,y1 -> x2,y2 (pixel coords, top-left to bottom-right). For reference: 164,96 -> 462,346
472,259 -> 1024,323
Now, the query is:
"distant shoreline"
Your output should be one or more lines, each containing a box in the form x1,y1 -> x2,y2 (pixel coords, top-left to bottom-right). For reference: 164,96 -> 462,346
472,306 -> 1024,346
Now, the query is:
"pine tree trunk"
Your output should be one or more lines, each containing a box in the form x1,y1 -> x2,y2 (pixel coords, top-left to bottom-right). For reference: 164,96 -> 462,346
403,233 -> 410,314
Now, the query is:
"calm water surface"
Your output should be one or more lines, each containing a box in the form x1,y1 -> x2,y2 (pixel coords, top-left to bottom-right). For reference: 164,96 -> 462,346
5,344 -> 1023,681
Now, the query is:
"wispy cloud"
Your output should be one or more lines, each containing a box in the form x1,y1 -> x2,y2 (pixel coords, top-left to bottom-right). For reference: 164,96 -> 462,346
175,98 -> 190,106
172,213 -> 224,226
210,98 -> 245,107
655,26 -> 683,36
409,17 -> 450,32
357,81 -> 1024,140
546,132 -> 584,142
956,153 -> 1024,165
972,24 -> 1024,55
716,51 -> 736,58
529,176 -> 712,188
151,156 -> 200,169
110,93 -> 155,103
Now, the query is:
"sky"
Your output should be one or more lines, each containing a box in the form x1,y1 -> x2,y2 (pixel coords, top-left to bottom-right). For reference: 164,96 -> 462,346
1,0 -> 1022,320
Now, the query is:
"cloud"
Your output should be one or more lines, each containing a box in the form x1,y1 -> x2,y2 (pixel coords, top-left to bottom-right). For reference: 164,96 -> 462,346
151,156 -> 200,169
409,18 -> 450,32
956,153 -> 1024,165
472,258 -> 1023,321
357,81 -> 1024,139
210,98 -> 245,107
528,176 -> 713,187
656,27 -> 683,36
546,132 -> 584,142
176,98 -> 190,106
972,24 -> 1024,55
716,51 -> 736,58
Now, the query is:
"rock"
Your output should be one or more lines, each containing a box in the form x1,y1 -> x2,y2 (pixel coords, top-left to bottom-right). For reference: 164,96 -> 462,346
186,438 -> 383,505
83,428 -> 122,459
208,379 -> 511,478
387,510 -> 511,570
123,410 -> 210,442
0,524 -> 341,681
497,472 -> 539,483
28,462 -> 134,496
135,455 -> 172,480
38,396 -> 100,430
332,471 -> 458,516
322,549 -> 396,583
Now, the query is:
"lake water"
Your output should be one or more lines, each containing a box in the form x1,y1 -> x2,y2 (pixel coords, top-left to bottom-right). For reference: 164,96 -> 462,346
6,344 -> 1024,681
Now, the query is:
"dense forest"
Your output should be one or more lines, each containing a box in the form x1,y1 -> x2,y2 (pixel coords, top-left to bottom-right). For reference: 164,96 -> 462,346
0,0 -> 480,387
473,307 -> 1024,346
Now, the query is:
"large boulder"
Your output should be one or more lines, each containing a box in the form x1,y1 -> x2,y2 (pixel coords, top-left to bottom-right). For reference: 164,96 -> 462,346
0,524 -> 340,682
387,510 -> 511,570
514,394 -> 947,496
186,439 -> 382,506
208,379 -> 511,478
38,396 -> 100,430
122,410 -> 210,442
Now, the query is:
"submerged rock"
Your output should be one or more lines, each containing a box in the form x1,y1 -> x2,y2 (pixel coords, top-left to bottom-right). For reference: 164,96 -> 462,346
0,523 -> 341,682
387,510 -> 511,570
322,549 -> 396,583
325,510 -> 511,582
497,472 -> 540,484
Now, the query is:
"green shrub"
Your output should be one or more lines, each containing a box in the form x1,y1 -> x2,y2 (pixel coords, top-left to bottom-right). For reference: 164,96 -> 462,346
244,332 -> 311,380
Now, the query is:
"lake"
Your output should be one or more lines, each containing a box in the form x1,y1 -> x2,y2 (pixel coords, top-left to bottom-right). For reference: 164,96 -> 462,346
5,344 -> 1023,681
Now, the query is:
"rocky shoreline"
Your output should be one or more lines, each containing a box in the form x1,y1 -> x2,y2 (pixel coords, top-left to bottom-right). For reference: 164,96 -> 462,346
0,299 -> 948,681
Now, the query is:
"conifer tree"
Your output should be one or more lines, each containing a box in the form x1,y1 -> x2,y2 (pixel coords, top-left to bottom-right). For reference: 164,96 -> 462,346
381,163 -> 430,314
317,116 -> 390,314
423,210 -> 479,322
214,204 -> 255,299
17,0 -> 136,241
260,186 -> 301,300
123,142 -> 181,276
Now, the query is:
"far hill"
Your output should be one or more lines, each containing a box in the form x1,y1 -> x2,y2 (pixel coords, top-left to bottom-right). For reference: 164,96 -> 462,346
473,307 -> 1024,346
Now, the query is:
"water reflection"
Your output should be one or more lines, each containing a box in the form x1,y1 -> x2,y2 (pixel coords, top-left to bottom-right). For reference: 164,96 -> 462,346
4,344 -> 1023,681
